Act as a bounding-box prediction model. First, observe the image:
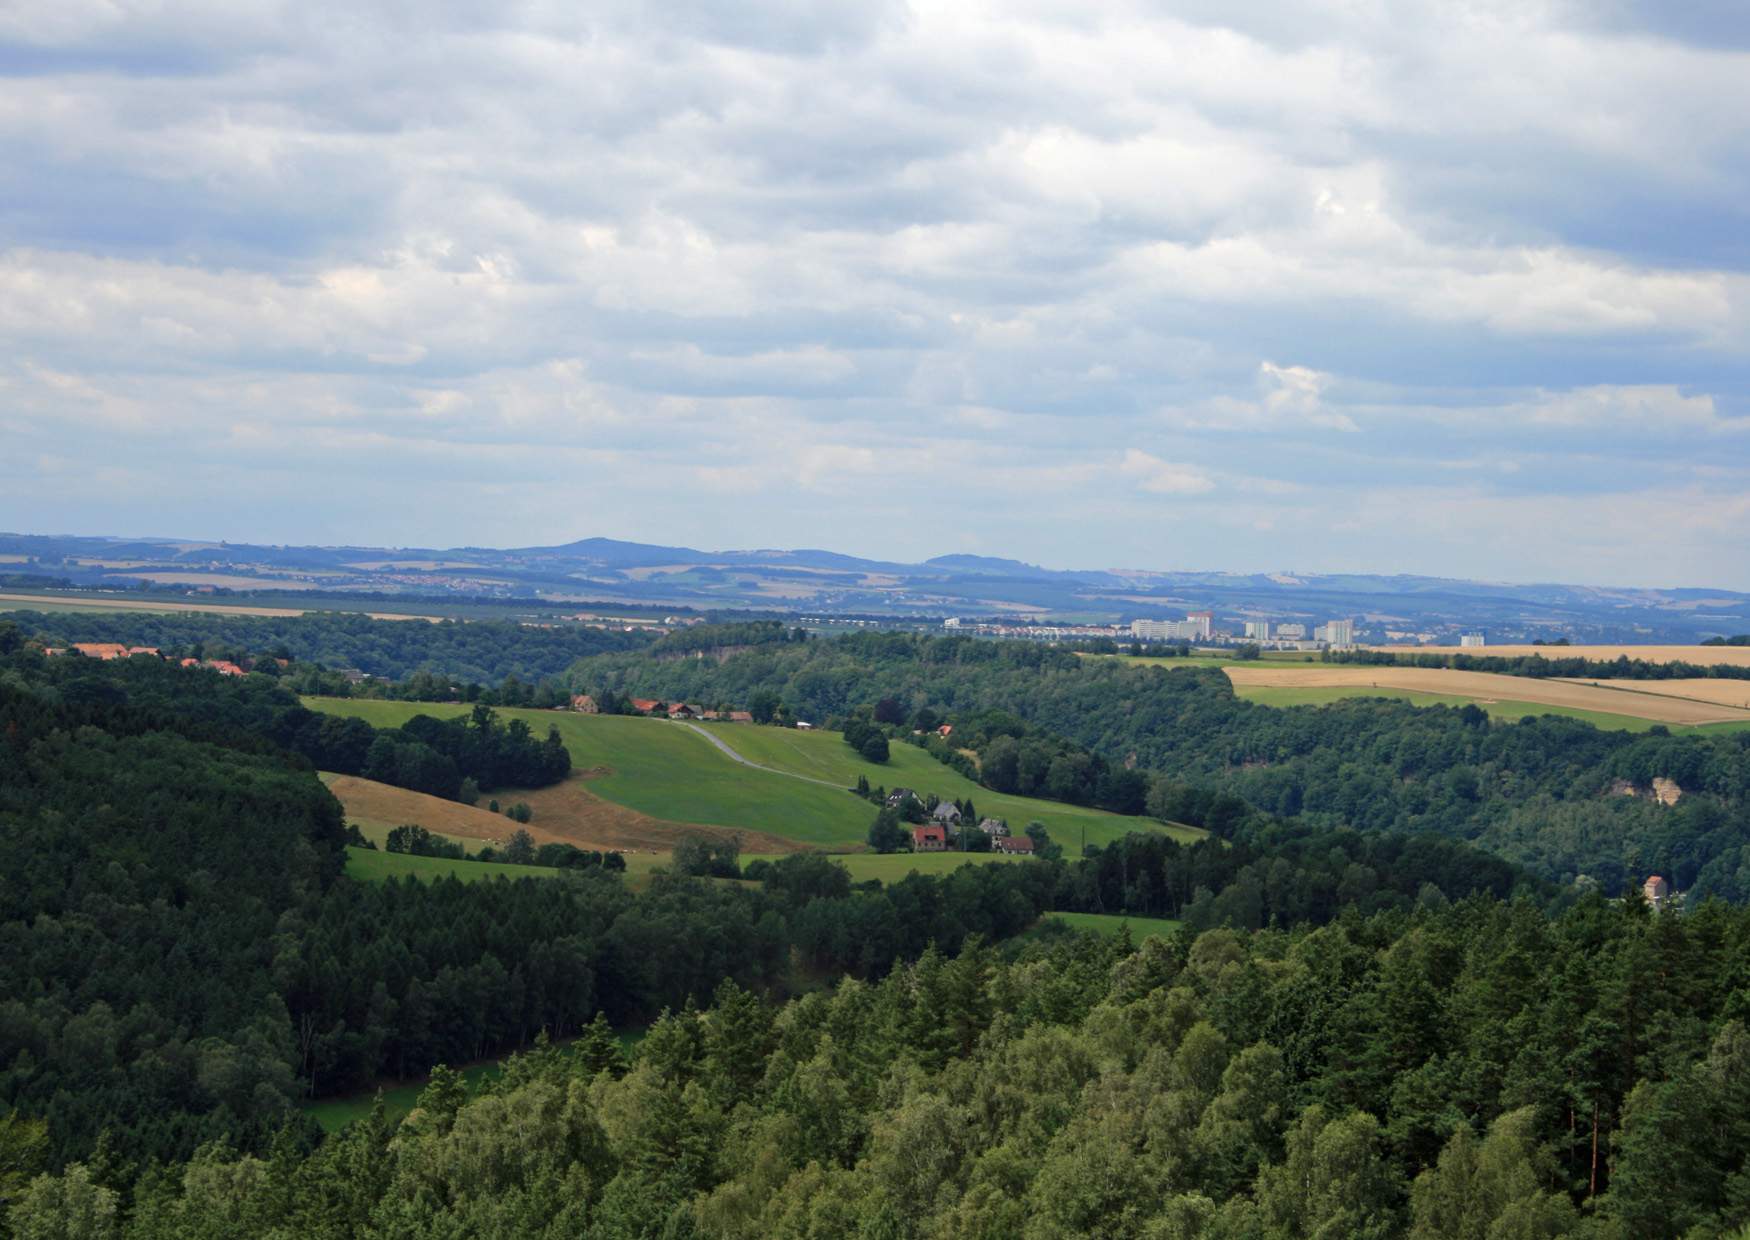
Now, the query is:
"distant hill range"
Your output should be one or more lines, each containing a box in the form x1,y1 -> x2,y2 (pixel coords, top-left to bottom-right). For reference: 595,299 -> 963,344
2,531 -> 1746,644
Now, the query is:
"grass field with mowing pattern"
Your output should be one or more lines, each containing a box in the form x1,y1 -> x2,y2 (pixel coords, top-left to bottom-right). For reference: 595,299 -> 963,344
305,699 -> 1197,850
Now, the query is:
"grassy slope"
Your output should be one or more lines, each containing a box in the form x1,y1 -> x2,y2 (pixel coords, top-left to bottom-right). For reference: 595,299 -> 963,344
700,722 -> 1203,847
305,699 -> 1197,849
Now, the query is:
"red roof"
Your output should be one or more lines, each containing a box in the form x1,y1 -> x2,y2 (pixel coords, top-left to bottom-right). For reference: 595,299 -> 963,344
937,724 -> 953,736
630,699 -> 661,713
73,643 -> 131,660
997,835 -> 1035,853
913,825 -> 947,845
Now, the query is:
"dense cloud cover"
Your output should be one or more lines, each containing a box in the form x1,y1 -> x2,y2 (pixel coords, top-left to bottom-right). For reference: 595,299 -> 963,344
3,1 -> 1746,585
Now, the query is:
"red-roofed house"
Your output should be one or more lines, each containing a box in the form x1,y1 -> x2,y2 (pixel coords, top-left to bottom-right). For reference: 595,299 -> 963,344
570,694 -> 599,713
206,661 -> 247,677
72,643 -> 132,660
630,699 -> 662,715
727,711 -> 754,723
937,724 -> 953,737
995,834 -> 1035,856
912,825 -> 947,852
1644,875 -> 1669,908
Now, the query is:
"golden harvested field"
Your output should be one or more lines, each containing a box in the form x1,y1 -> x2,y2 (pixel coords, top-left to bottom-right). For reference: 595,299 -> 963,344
1223,665 -> 1750,726
321,771 -> 804,857
0,592 -> 437,621
1371,644 -> 1750,668
1561,678 -> 1750,711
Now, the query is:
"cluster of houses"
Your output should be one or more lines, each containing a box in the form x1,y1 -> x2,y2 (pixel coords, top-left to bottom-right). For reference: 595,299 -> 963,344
43,643 -> 249,676
886,789 -> 1036,855
569,694 -> 754,723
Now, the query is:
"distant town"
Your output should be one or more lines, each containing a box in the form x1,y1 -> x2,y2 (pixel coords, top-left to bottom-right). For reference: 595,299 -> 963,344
938,612 -> 1489,652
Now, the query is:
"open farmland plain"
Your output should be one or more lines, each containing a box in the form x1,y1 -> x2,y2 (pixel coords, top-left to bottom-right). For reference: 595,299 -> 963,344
1558,678 -> 1750,711
305,698 -> 1193,856
1222,665 -> 1750,728
1371,644 -> 1750,667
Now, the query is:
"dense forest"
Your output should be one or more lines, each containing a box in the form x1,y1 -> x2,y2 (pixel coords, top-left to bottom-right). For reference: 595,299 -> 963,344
13,897 -> 1750,1238
567,629 -> 1750,896
0,608 -> 653,683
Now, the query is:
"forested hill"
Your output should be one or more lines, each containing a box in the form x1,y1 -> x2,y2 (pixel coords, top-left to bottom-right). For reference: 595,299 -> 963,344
1,608 -> 655,683
567,630 -> 1750,897
15,898 -> 1750,1238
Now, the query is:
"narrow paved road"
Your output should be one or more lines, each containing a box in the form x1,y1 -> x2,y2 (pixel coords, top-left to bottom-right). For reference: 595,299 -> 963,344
675,722 -> 849,790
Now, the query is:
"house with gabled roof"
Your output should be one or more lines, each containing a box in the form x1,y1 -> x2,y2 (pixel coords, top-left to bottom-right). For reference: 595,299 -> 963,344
912,825 -> 947,852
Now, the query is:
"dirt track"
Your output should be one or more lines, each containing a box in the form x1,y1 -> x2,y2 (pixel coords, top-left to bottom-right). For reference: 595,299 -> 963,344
1224,666 -> 1750,725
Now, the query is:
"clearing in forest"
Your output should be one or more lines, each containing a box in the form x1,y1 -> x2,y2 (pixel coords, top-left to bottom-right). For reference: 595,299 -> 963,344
305,698 -> 1195,852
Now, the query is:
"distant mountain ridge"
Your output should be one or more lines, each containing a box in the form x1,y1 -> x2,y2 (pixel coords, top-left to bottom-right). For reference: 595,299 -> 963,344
1,530 -> 1746,644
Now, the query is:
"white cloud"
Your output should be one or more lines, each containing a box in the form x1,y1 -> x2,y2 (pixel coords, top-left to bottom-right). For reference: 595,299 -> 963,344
0,0 -> 1747,584
1118,449 -> 1216,495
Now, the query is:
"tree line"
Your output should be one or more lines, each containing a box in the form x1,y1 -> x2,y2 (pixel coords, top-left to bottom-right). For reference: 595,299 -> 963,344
0,608 -> 653,684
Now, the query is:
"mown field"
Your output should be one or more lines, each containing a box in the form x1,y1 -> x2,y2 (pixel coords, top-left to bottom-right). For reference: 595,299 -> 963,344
1224,666 -> 1750,729
1231,684 -> 1750,733
305,699 -> 1196,851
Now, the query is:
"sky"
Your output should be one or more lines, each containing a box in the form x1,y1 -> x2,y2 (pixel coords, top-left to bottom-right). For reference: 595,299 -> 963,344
2,2 -> 1748,589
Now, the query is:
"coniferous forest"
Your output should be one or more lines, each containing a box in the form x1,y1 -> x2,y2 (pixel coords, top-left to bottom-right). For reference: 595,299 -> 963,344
3,618 -> 1750,1237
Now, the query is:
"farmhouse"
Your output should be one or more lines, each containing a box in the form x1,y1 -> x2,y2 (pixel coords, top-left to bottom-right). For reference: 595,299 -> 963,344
995,834 -> 1035,855
629,699 -> 662,715
1644,875 -> 1669,909
977,817 -> 1009,839
570,694 -> 599,714
667,703 -> 701,720
71,643 -> 134,660
727,711 -> 754,723
912,825 -> 947,852
932,802 -> 963,827
886,788 -> 919,810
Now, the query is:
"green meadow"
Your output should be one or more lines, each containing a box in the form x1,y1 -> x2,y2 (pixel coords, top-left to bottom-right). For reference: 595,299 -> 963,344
342,845 -> 563,884
745,850 -> 1033,883
304,699 -> 1198,850
1040,911 -> 1183,940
